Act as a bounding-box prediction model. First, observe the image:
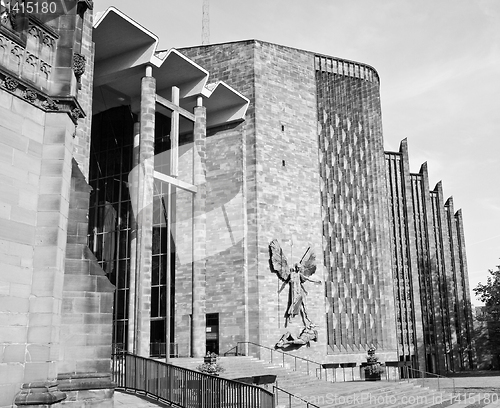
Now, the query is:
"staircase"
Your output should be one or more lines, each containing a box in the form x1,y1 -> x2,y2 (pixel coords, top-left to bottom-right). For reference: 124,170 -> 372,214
171,356 -> 497,407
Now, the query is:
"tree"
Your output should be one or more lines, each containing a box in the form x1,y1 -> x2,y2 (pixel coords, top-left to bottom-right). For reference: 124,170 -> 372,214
474,264 -> 500,310
474,264 -> 500,369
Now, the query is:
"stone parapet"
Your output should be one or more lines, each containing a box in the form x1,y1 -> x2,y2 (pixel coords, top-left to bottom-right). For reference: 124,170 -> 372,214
315,54 -> 379,84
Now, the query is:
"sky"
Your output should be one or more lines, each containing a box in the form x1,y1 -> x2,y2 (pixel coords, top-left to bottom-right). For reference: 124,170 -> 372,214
95,0 -> 500,305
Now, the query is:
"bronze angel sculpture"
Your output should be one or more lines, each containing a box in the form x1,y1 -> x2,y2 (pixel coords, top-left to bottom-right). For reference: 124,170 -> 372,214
269,239 -> 321,328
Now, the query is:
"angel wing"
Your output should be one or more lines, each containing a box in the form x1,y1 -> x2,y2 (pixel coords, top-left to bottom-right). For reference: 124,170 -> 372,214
269,239 -> 290,281
298,245 -> 316,277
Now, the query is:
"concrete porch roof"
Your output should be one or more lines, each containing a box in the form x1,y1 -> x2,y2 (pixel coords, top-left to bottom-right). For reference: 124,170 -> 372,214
92,7 -> 249,129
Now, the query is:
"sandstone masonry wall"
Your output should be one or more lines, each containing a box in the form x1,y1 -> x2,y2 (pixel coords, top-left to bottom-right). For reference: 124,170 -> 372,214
0,91 -> 47,407
181,41 -> 326,361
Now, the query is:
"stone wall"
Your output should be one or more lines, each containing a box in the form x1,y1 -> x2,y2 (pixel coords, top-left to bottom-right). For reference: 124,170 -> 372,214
179,42 -> 257,356
0,93 -> 76,407
0,2 -> 114,406
181,41 -> 326,361
252,42 -> 325,360
204,124 -> 246,352
57,160 -> 114,406
73,5 -> 95,180
0,88 -> 48,407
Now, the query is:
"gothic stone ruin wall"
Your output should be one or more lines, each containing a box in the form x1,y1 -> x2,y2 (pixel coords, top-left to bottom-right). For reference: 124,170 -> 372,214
0,2 -> 113,407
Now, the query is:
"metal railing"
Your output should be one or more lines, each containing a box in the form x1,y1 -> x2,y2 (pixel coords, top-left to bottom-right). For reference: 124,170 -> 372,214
225,342 -> 323,379
402,366 -> 456,394
112,351 -> 275,407
274,385 -> 320,408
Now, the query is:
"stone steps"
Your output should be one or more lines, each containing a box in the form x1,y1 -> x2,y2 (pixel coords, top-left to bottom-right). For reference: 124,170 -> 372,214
170,357 -> 500,408
172,356 -> 491,407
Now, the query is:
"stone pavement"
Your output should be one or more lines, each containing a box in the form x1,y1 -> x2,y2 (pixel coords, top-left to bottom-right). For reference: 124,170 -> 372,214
452,375 -> 500,391
114,390 -> 171,407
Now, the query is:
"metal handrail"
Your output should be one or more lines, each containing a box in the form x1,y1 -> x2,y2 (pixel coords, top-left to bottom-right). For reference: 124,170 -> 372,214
112,351 -> 275,407
226,341 -> 323,379
274,385 -> 320,408
402,366 -> 456,394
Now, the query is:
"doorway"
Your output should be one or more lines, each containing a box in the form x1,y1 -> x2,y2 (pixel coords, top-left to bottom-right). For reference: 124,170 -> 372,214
206,313 -> 219,354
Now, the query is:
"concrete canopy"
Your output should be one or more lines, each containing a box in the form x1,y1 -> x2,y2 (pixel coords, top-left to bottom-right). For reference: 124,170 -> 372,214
92,7 -> 249,129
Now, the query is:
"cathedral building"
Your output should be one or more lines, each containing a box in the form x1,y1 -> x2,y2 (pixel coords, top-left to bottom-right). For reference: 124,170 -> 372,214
0,4 -> 474,407
179,40 -> 475,371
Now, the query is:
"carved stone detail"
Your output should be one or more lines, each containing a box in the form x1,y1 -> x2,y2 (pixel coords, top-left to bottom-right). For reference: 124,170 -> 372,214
73,53 -> 86,89
10,44 -> 23,62
42,33 -> 55,48
41,98 -> 59,111
2,76 -> 19,91
70,107 -> 83,122
0,33 -> 7,52
1,8 -> 17,30
73,53 -> 86,78
25,52 -> 38,68
40,61 -> 51,79
23,88 -> 38,103
28,25 -> 39,39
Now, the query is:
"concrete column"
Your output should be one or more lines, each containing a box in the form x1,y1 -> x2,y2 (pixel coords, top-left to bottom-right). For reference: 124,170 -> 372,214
420,165 -> 446,374
435,182 -> 459,372
455,209 -> 476,368
128,122 -> 140,353
191,105 -> 207,358
399,139 -> 426,370
135,69 -> 156,357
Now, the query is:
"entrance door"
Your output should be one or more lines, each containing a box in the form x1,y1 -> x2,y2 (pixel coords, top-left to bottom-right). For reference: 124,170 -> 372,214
206,313 -> 219,354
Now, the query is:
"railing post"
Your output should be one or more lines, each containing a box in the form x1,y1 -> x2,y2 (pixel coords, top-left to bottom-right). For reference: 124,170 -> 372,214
156,359 -> 160,397
201,375 -> 205,408
238,381 -> 242,407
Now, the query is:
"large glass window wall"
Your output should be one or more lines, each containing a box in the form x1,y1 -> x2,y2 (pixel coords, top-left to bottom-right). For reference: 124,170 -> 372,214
89,105 -> 194,357
89,106 -> 135,351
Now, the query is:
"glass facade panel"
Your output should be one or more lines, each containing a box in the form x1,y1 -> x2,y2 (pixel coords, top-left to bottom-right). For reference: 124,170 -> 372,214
89,105 -> 194,357
89,106 -> 135,351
